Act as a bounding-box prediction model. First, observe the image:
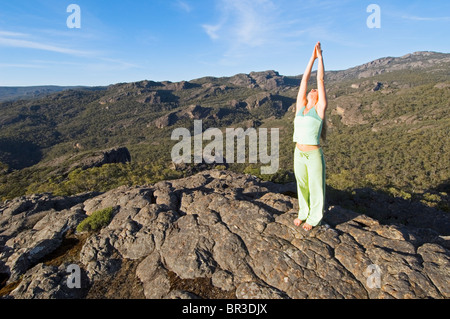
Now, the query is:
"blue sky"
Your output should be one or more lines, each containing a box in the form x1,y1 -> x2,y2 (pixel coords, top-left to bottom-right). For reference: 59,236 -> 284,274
0,0 -> 449,86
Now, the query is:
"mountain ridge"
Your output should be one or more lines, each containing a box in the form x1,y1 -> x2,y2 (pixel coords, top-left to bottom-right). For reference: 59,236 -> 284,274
0,86 -> 101,103
325,51 -> 450,82
1,51 -> 448,101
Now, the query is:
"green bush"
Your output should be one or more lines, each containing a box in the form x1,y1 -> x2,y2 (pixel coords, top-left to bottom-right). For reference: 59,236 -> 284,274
387,187 -> 412,200
76,207 -> 115,233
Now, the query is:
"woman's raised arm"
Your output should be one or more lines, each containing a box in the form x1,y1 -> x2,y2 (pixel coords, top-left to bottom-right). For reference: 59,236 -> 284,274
315,42 -> 328,113
296,45 -> 318,113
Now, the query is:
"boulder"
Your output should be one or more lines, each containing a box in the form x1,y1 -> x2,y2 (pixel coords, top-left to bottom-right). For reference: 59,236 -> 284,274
74,147 -> 131,170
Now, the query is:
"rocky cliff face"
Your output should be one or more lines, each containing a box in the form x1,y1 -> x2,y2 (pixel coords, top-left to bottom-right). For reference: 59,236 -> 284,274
326,51 -> 450,82
0,170 -> 448,299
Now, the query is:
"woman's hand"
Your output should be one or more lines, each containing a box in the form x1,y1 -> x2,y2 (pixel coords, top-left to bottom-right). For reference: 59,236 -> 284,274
312,43 -> 318,60
315,42 -> 323,58
311,42 -> 322,60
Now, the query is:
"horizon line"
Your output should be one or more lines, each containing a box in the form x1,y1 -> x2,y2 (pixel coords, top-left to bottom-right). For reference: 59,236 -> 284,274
1,50 -> 448,88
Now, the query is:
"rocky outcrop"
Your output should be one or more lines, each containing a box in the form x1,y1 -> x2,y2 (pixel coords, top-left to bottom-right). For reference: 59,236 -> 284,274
0,192 -> 97,283
229,73 -> 257,89
178,105 -> 212,120
153,112 -> 179,129
71,147 -> 132,170
245,93 -> 272,110
0,170 -> 449,299
228,70 -> 293,90
326,51 -> 450,82
100,81 -> 179,106
244,93 -> 286,113
162,81 -> 200,91
152,105 -> 213,128
249,71 -> 286,90
331,96 -> 369,126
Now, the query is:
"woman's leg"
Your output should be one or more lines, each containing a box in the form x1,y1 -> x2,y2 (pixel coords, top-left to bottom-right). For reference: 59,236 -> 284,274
294,147 -> 309,222
304,149 -> 326,227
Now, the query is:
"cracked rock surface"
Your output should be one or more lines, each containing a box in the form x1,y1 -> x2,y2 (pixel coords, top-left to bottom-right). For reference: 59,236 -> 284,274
1,170 -> 449,299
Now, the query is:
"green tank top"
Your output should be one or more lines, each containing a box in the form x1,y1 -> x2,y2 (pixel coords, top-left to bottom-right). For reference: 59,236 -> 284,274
293,106 -> 323,145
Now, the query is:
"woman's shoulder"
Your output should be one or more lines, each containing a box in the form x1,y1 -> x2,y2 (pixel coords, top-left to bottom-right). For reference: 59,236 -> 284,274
295,105 -> 306,115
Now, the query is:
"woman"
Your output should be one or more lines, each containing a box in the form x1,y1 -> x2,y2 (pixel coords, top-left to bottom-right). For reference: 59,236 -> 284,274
293,42 -> 327,231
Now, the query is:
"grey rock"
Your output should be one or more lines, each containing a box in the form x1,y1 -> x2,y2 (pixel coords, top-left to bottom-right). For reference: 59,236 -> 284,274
211,270 -> 234,291
165,289 -> 201,299
0,192 -> 95,240
2,169 -> 449,299
9,263 -> 86,299
161,214 -> 218,280
79,232 -> 122,279
1,208 -> 86,282
136,251 -> 170,299
235,281 -> 288,299
417,244 -> 450,297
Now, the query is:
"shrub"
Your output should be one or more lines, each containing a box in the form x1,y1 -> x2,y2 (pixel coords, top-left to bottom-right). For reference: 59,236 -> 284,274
76,207 -> 115,233
387,187 -> 412,200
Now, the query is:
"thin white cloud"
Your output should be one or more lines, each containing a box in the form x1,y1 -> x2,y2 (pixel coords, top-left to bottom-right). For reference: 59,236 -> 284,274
401,15 -> 450,21
0,36 -> 92,56
0,29 -> 138,76
36,28 -> 99,40
0,31 -> 29,37
202,0 -> 332,68
29,58 -> 139,70
202,24 -> 222,40
0,63 -> 44,69
0,29 -> 94,56
202,0 -> 373,59
202,0 -> 279,47
176,0 -> 192,13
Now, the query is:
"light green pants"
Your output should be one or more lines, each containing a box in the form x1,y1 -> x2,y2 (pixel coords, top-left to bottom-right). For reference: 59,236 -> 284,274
293,147 -> 326,227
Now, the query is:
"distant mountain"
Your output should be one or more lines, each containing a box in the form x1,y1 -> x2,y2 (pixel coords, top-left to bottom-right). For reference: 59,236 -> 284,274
326,51 -> 450,82
1,51 -> 447,102
0,86 -> 105,102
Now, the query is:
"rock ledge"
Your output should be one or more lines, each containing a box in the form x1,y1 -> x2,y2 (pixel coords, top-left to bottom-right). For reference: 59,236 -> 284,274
0,170 -> 448,299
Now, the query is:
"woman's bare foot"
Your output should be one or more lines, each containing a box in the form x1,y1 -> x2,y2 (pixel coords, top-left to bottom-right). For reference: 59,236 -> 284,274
294,218 -> 303,227
302,223 -> 313,231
